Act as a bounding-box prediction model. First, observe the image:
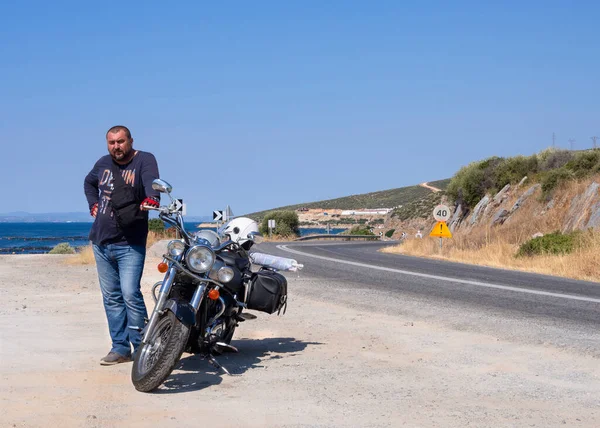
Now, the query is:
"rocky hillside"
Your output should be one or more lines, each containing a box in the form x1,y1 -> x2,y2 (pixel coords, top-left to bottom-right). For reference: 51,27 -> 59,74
448,177 -> 600,235
381,175 -> 600,282
380,149 -> 600,241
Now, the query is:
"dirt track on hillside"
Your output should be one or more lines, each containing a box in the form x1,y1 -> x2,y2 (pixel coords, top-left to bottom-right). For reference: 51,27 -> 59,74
1,255 -> 599,427
419,182 -> 442,193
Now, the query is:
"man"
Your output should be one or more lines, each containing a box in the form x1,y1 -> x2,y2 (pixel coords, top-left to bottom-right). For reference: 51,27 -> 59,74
84,125 -> 160,365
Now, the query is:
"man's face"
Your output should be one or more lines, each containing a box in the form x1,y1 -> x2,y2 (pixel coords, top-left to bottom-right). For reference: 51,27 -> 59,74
107,130 -> 133,161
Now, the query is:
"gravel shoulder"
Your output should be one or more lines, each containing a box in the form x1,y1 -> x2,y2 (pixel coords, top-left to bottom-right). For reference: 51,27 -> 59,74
1,254 -> 599,427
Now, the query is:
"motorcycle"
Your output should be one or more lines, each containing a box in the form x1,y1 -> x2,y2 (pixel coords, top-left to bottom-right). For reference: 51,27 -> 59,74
131,179 -> 291,392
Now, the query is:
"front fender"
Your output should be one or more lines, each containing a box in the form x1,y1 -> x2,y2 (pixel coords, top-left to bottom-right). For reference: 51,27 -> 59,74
164,298 -> 196,327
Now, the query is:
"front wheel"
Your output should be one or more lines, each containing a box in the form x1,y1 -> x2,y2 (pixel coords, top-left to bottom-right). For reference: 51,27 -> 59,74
131,310 -> 190,392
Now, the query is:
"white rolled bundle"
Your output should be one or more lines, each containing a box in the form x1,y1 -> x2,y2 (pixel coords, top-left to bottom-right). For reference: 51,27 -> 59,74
249,252 -> 304,272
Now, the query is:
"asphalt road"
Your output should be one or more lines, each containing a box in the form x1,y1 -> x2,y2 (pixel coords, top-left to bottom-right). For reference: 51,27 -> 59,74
260,241 -> 600,332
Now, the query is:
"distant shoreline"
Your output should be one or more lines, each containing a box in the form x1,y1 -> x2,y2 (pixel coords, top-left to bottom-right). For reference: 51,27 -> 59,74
196,222 -> 218,228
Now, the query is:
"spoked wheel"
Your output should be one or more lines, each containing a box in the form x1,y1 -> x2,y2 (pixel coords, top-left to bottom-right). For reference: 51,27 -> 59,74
131,311 -> 190,392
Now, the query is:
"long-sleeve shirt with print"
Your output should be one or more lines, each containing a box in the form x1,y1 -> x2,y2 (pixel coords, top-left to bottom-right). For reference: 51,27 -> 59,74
84,151 -> 160,246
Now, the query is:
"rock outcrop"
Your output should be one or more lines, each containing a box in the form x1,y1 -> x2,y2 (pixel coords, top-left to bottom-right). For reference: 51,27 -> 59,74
516,176 -> 528,189
451,181 -> 541,230
493,184 -> 511,204
382,176 -> 600,239
469,195 -> 490,226
562,182 -> 600,232
492,209 -> 509,226
484,184 -> 511,218
510,184 -> 540,214
448,204 -> 465,232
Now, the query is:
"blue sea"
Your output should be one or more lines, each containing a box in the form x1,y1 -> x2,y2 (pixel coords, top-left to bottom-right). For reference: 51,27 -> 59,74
0,223 -> 346,254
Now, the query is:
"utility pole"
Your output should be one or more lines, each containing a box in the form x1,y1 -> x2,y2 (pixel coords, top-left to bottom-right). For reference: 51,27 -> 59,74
569,138 -> 576,151
552,132 -> 556,148
592,136 -> 598,149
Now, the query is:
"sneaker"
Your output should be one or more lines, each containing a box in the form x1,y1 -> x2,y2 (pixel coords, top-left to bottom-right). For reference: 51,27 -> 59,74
100,352 -> 132,366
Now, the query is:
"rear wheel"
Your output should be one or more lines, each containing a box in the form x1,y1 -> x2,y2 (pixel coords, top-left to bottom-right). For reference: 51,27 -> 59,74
131,311 -> 190,392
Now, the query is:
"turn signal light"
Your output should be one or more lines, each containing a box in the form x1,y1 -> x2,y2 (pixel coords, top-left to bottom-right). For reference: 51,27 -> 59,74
208,289 -> 220,300
157,262 -> 168,273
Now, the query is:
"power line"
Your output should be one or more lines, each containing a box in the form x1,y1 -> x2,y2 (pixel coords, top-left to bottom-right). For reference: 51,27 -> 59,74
552,132 -> 556,148
592,136 -> 598,149
568,138 -> 576,150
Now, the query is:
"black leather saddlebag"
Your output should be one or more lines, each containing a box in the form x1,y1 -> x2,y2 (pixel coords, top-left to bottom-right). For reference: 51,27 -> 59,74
247,270 -> 287,314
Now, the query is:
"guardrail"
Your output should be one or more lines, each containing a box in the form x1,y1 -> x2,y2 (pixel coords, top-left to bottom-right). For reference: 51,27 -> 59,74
294,234 -> 381,242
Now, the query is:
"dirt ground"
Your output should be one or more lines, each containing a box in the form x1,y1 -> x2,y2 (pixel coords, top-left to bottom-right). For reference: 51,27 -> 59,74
1,254 -> 599,427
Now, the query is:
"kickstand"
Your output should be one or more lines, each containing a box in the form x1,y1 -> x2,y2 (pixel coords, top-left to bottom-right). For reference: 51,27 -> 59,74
208,355 -> 232,376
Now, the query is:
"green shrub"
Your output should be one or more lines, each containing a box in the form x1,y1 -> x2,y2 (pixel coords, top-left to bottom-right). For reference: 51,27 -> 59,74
446,149 -> 594,208
565,150 -> 600,178
540,168 -> 575,195
385,229 -> 395,238
49,243 -> 76,254
347,226 -> 375,235
494,155 -> 538,190
447,157 -> 506,208
259,210 -> 300,237
538,149 -> 574,171
148,218 -> 166,233
517,231 -> 581,257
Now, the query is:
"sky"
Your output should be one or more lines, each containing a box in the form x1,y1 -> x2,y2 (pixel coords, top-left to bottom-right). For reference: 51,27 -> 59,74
1,1 -> 599,216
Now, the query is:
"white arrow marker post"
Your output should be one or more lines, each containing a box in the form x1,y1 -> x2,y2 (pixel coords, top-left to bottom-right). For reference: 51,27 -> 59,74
213,210 -> 223,221
213,210 -> 224,228
173,199 -> 185,214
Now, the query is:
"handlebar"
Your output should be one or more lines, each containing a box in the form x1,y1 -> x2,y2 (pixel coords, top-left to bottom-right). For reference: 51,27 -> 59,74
145,201 -> 236,251
144,204 -> 193,243
143,205 -> 174,215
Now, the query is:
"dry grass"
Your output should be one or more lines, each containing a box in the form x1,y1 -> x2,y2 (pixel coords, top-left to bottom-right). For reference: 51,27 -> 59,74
64,245 -> 95,265
382,177 -> 600,283
383,233 -> 600,282
263,234 -> 300,242
147,230 -> 176,248
63,230 -> 178,266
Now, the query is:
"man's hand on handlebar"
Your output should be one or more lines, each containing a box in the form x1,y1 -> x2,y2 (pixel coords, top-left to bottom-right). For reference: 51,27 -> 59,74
140,197 -> 160,211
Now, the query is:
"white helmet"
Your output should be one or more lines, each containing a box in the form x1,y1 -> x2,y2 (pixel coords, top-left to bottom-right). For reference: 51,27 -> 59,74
219,217 -> 260,247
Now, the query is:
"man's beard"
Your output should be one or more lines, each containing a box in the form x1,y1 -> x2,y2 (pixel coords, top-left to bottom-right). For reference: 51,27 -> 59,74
111,149 -> 129,161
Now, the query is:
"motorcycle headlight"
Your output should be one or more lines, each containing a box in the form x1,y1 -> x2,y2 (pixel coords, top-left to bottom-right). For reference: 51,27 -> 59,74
186,245 -> 215,273
217,266 -> 235,283
167,240 -> 186,258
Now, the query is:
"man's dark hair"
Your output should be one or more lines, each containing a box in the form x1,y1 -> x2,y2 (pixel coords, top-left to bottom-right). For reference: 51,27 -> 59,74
106,125 -> 132,139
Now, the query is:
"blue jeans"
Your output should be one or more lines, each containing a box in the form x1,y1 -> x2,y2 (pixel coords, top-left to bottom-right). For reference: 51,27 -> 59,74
92,243 -> 148,356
